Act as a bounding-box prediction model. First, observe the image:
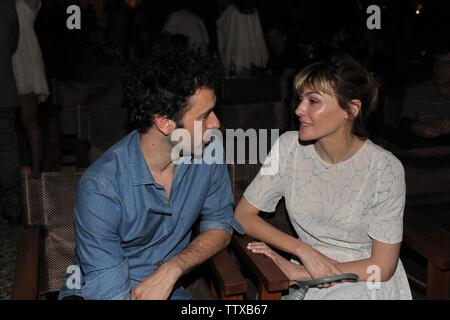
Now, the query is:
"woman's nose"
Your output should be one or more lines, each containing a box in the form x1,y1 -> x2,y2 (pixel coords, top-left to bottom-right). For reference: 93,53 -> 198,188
207,111 -> 220,129
295,102 -> 306,117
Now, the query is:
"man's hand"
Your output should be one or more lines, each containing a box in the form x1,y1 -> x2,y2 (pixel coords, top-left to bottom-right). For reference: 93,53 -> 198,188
412,122 -> 442,138
131,229 -> 230,300
438,118 -> 450,135
131,260 -> 182,300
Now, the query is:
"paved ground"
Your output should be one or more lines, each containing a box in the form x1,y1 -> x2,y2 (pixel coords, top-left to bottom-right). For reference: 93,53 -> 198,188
0,217 -> 19,300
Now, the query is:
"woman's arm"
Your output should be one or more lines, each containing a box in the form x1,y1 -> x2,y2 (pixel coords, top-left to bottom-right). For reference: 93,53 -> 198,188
235,197 -> 342,279
236,197 -> 401,282
249,238 -> 401,285
246,242 -> 311,282
335,239 -> 401,282
235,197 -> 308,256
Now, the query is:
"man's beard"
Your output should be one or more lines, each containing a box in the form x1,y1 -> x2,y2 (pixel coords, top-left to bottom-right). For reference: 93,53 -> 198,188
170,120 -> 207,158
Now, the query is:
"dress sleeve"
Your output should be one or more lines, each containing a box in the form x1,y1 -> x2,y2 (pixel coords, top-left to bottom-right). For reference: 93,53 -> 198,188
368,157 -> 406,244
243,133 -> 291,212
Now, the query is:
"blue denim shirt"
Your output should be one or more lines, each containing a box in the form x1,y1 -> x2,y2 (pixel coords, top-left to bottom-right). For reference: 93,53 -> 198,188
59,130 -> 243,300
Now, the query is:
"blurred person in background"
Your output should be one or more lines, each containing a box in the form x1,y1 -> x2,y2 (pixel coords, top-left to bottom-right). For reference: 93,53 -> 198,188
400,46 -> 450,139
216,0 -> 269,76
163,1 -> 210,53
12,0 -> 49,173
0,0 -> 22,227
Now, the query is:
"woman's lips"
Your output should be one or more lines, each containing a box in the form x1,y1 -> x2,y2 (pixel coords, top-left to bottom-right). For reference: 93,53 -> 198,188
300,122 -> 312,130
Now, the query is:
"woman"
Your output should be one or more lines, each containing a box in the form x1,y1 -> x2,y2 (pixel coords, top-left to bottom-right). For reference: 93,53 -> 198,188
235,55 -> 412,299
12,0 -> 49,172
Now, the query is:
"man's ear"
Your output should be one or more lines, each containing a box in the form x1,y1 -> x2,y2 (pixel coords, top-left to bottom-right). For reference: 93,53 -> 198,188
153,115 -> 175,136
347,99 -> 362,119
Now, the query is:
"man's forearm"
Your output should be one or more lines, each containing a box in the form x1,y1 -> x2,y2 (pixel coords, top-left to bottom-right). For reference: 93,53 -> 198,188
166,229 -> 232,278
132,229 -> 231,299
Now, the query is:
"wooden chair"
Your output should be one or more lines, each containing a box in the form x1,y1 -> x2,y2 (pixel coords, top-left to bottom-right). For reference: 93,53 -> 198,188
403,209 -> 450,299
227,163 -> 292,300
394,146 -> 450,299
359,134 -> 450,299
226,162 -> 450,300
12,168 -> 83,299
46,114 -> 90,171
11,169 -> 246,300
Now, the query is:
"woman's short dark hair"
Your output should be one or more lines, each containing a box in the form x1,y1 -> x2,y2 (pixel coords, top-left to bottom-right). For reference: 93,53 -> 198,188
124,37 -> 221,133
293,55 -> 379,138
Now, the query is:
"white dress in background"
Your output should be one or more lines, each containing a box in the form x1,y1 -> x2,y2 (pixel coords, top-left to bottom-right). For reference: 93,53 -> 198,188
163,9 -> 210,52
12,0 -> 49,103
244,131 -> 412,300
216,4 -> 268,74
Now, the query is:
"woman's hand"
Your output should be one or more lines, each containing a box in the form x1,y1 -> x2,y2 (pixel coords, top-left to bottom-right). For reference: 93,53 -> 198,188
247,242 -> 310,281
296,242 -> 342,288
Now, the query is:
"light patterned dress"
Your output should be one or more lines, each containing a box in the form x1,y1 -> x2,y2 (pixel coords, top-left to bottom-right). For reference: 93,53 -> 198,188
12,0 -> 49,102
244,131 -> 412,300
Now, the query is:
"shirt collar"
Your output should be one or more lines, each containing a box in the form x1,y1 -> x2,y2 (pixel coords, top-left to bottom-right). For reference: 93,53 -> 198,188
128,130 -> 192,187
129,130 -> 156,186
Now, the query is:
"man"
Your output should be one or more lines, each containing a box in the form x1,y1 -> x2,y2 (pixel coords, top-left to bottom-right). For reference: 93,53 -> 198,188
400,47 -> 450,139
59,42 -> 243,300
0,0 -> 22,227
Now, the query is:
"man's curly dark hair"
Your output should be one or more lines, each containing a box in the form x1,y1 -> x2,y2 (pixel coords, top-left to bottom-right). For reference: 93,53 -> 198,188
124,38 -> 221,133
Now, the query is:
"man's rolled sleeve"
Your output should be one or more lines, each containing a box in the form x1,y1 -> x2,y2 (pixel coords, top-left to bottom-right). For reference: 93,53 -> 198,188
74,176 -> 131,300
199,163 -> 244,235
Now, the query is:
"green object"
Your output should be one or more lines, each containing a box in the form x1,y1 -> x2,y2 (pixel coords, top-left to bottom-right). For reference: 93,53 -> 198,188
282,273 -> 359,300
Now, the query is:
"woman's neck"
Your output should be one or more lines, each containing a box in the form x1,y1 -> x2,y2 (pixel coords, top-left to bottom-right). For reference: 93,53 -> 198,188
314,134 -> 363,165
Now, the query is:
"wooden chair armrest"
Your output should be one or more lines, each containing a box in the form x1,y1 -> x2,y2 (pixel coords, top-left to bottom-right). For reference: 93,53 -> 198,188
209,248 -> 247,299
231,234 -> 290,293
11,226 -> 41,300
403,209 -> 450,299
403,210 -> 450,270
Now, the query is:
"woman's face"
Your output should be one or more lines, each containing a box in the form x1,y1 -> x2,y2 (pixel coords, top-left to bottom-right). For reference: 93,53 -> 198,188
294,89 -> 350,141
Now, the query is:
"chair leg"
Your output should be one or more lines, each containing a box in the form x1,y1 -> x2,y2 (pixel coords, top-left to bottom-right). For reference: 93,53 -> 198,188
426,261 -> 449,300
11,227 -> 40,300
207,275 -> 245,300
220,291 -> 244,300
258,285 -> 282,300
208,279 -> 219,300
